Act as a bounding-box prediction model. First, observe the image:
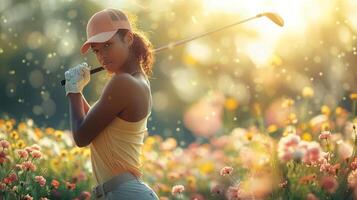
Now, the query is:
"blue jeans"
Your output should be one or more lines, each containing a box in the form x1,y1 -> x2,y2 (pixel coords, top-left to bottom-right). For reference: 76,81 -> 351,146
104,178 -> 159,200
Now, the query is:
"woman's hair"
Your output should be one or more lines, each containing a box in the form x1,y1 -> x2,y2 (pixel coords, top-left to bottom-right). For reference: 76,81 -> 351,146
116,29 -> 155,79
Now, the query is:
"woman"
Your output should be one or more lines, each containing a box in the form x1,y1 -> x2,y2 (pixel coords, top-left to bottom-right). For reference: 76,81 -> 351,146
64,8 -> 159,200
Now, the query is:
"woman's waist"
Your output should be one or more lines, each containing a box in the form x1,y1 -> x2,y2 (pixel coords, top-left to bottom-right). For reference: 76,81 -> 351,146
92,171 -> 146,197
93,166 -> 143,185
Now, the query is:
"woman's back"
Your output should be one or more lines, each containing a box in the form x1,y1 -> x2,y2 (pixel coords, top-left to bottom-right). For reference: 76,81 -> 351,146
89,71 -> 152,185
115,72 -> 152,122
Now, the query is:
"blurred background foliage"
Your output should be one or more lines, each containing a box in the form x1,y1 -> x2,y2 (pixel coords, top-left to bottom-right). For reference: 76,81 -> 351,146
0,0 -> 356,147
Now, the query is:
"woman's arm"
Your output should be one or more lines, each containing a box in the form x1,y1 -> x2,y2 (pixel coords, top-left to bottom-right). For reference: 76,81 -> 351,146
67,74 -> 132,147
81,93 -> 91,114
67,93 -> 86,141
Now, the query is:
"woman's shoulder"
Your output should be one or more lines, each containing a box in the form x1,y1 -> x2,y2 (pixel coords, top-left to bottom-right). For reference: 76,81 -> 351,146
104,73 -> 145,95
109,73 -> 139,87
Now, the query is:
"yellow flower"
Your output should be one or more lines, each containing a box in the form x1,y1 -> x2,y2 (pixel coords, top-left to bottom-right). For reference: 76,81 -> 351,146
34,128 -> 43,139
321,105 -> 330,116
302,86 -> 314,98
302,133 -> 312,141
70,147 -> 81,156
60,149 -> 68,158
186,175 -> 197,189
50,158 -> 61,170
10,131 -> 19,140
145,136 -> 156,146
282,98 -> 294,108
350,93 -> 357,101
17,122 -> 27,132
199,162 -> 214,175
282,130 -> 289,136
225,98 -> 239,111
82,148 -> 91,158
45,127 -> 55,135
183,53 -> 198,65
0,119 -> 5,129
299,123 -> 308,131
54,130 -> 63,140
267,124 -> 278,133
186,175 -> 196,185
16,140 -> 26,149
5,120 -> 14,132
285,113 -> 298,124
335,107 -> 343,116
245,131 -> 253,141
321,122 -> 330,131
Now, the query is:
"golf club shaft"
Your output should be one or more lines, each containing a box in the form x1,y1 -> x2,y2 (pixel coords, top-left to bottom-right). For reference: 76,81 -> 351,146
61,15 -> 260,86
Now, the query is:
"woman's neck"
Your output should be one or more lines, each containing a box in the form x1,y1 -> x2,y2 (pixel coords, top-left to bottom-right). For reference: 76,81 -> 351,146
115,54 -> 142,75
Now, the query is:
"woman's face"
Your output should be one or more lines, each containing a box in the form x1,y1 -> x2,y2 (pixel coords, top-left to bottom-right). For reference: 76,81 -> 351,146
90,31 -> 133,74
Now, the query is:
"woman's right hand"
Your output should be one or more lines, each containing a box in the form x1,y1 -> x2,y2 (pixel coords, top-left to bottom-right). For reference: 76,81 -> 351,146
64,62 -> 91,96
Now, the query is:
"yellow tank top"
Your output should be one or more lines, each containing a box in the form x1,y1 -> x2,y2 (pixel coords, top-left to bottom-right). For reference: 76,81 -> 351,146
89,103 -> 151,185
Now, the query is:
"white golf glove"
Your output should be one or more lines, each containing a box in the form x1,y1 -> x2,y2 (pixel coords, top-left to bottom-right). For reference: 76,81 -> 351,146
64,62 -> 91,96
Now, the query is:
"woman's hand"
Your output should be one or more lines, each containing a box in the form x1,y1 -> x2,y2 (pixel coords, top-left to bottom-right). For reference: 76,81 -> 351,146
64,62 -> 91,96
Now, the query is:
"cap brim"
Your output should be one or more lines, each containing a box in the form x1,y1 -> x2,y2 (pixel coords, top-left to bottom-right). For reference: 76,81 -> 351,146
80,30 -> 118,55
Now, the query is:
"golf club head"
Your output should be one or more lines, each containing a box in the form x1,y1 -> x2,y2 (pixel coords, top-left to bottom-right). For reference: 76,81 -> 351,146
257,12 -> 284,27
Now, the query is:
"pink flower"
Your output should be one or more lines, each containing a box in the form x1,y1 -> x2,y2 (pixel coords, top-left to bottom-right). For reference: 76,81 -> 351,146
31,144 -> 41,151
225,185 -> 241,200
3,177 -> 11,184
320,162 -> 339,176
35,176 -> 46,187
220,166 -> 233,176
65,181 -> 76,190
171,184 -> 185,195
0,139 -> 10,149
17,149 -> 28,159
51,179 -> 60,189
21,161 -> 36,171
320,176 -> 338,194
337,141 -> 352,160
210,183 -> 224,195
279,180 -> 288,188
306,193 -> 319,200
0,183 -> 6,190
31,150 -> 42,159
12,186 -> 18,192
278,134 -> 301,162
348,169 -> 357,189
23,194 -> 33,200
80,191 -> 91,200
24,147 -> 33,153
351,158 -> 357,170
8,173 -> 18,182
0,151 -> 8,164
190,193 -> 204,200
15,164 -> 22,170
319,131 -> 331,140
302,142 -> 323,165
281,134 -> 300,147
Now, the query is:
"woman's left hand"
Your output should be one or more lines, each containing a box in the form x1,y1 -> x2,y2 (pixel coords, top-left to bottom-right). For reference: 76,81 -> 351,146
64,62 -> 91,96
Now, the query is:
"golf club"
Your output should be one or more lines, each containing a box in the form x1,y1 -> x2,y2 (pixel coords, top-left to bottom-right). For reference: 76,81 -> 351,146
61,12 -> 284,86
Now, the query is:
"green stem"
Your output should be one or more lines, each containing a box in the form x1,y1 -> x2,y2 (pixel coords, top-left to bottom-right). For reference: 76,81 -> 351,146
301,99 -> 309,122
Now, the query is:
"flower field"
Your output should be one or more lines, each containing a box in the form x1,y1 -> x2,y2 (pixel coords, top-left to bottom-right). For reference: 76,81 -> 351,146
1,93 -> 357,200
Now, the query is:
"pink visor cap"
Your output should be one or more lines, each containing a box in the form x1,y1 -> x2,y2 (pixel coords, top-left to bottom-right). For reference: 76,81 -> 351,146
80,8 -> 132,55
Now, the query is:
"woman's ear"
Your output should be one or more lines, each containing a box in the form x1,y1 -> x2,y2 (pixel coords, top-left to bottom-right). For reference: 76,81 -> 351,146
124,31 -> 134,47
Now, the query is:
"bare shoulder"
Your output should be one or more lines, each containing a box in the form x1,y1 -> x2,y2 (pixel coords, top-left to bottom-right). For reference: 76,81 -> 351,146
105,73 -> 139,92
